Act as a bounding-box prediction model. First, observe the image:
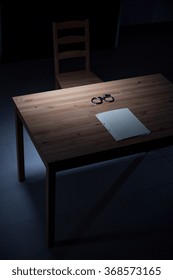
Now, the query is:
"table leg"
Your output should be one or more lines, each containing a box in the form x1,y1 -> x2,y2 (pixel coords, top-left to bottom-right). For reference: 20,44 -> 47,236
15,110 -> 25,182
46,166 -> 56,247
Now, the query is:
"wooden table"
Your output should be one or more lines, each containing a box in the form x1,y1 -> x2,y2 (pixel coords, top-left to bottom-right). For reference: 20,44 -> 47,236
12,73 -> 173,247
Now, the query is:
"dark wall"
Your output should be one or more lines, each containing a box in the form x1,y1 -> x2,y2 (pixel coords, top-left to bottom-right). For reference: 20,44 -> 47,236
121,0 -> 173,25
1,2 -> 122,63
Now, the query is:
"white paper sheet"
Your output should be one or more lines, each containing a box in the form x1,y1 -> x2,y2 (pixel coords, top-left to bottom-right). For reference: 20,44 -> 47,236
96,108 -> 150,141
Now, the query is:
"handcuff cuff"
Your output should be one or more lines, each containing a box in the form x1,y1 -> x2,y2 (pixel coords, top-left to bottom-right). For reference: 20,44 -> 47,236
91,94 -> 114,105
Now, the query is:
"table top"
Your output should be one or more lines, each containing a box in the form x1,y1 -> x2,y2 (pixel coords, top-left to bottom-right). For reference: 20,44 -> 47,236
12,73 -> 173,170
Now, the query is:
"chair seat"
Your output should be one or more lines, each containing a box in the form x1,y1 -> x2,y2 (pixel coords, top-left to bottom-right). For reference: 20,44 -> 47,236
56,70 -> 102,89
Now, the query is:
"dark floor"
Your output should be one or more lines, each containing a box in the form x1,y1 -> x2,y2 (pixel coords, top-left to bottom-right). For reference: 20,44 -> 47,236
0,22 -> 173,260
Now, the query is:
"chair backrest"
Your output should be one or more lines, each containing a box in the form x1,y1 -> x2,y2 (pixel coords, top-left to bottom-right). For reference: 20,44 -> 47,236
52,19 -> 90,76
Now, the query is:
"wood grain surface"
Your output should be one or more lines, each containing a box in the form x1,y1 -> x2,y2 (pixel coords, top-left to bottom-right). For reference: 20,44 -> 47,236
12,73 -> 173,168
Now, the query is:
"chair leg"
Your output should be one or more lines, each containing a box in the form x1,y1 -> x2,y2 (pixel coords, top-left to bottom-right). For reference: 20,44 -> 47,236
55,78 -> 61,89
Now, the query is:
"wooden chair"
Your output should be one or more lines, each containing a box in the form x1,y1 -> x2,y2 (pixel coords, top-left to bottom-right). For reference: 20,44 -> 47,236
52,19 -> 102,89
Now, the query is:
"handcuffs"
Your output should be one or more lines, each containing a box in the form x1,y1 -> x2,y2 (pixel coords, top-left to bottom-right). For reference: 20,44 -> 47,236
91,94 -> 114,105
